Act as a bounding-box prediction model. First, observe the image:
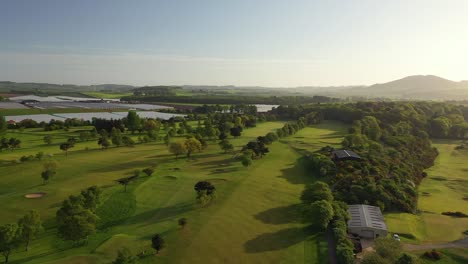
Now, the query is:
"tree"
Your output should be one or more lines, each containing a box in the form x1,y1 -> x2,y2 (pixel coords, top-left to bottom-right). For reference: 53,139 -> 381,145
60,142 -> 74,157
17,210 -> 43,251
142,168 -> 154,176
230,127 -> 242,138
41,160 -> 58,184
151,234 -> 165,254
164,134 -> 170,146
43,135 -> 53,145
111,127 -> 123,146
218,139 -> 234,153
0,224 -> 20,263
116,176 -> 138,192
113,247 -> 137,264
241,156 -> 252,167
56,195 -> 97,244
396,253 -> 418,264
300,181 -> 333,204
303,200 -> 334,230
178,218 -> 187,229
0,116 -> 6,135
168,142 -> 187,159
98,136 -> 111,149
126,111 -> 141,134
194,181 -> 216,207
184,138 -> 202,158
80,186 -> 101,212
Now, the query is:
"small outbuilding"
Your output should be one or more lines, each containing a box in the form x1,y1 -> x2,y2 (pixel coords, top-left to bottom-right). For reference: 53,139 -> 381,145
347,204 -> 388,239
332,149 -> 362,161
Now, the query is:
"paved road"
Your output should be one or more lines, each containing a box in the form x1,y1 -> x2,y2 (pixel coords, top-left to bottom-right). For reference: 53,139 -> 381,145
403,238 -> 468,251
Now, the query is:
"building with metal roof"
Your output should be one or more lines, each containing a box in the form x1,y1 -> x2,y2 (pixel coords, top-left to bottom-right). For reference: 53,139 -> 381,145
332,149 -> 362,161
347,204 -> 388,239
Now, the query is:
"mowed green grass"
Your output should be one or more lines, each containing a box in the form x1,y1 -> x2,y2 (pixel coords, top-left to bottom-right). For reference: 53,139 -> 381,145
386,140 -> 468,243
0,121 -> 346,263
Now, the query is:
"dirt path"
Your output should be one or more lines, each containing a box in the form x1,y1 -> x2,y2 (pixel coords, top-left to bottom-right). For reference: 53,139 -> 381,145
403,238 -> 468,251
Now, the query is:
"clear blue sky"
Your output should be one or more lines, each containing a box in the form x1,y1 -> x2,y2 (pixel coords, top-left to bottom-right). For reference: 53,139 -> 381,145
1,0 -> 467,86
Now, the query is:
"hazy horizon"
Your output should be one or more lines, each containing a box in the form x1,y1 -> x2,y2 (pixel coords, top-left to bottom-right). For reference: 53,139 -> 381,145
2,0 -> 468,87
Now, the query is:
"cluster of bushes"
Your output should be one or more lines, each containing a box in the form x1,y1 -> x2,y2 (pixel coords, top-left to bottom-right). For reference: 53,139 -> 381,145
0,137 -> 21,151
423,249 -> 442,260
19,152 -> 45,162
441,211 -> 468,218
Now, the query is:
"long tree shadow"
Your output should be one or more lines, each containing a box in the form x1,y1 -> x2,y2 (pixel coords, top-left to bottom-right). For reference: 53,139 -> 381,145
125,202 -> 194,227
253,204 -> 303,225
278,156 -> 316,185
243,225 -> 322,253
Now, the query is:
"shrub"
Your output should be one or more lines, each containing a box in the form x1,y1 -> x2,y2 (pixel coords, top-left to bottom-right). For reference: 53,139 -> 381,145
423,249 -> 442,260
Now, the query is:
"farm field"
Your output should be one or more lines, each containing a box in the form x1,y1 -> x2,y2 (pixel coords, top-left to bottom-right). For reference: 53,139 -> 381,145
0,121 -> 347,263
82,92 -> 133,99
386,140 -> 468,244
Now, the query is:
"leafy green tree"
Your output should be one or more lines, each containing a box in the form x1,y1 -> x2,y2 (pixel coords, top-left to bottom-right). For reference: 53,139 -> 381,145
361,116 -> 382,141
300,181 -> 333,204
169,142 -> 187,159
98,136 -> 111,149
430,117 -> 451,138
241,156 -> 252,167
218,139 -> 234,153
151,234 -> 165,254
184,138 -> 202,158
0,116 -> 6,135
17,210 -> 43,251
111,127 -> 123,146
0,223 -> 21,263
126,111 -> 141,134
60,142 -> 74,157
80,186 -> 101,212
41,160 -> 58,184
112,247 -> 137,264
43,135 -> 53,145
164,134 -> 170,146
194,181 -> 216,207
56,195 -> 98,244
308,200 -> 334,230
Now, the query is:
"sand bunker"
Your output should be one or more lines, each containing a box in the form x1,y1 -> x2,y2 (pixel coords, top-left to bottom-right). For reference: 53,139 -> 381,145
25,192 -> 46,199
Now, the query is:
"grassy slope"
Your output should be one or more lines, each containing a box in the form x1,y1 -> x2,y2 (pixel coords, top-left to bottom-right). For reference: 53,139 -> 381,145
386,140 -> 468,244
0,121 -> 346,263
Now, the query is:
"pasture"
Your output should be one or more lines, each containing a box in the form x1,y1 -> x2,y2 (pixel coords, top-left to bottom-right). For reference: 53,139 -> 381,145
386,140 -> 468,243
0,121 -> 346,263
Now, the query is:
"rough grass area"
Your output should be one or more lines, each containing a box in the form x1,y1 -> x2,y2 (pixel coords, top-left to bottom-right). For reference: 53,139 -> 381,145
386,140 -> 468,243
0,121 -> 346,263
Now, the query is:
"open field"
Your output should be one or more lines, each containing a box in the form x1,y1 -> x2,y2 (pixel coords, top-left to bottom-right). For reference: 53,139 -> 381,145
386,140 -> 468,243
0,121 -> 346,263
82,92 -> 133,99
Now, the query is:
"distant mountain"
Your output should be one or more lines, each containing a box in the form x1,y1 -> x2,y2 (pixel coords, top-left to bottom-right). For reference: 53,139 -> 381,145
330,75 -> 468,100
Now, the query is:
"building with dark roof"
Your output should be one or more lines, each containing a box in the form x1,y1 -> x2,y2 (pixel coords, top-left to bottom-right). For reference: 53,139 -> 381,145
332,149 -> 362,161
347,204 -> 388,239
